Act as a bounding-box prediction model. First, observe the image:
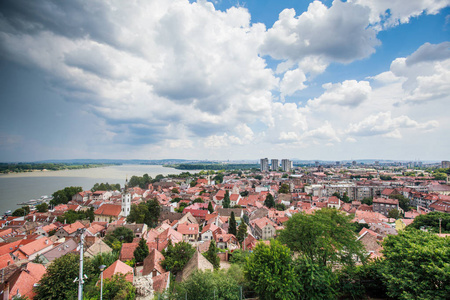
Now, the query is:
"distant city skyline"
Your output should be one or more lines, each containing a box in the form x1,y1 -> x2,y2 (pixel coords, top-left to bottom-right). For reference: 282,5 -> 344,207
0,0 -> 449,162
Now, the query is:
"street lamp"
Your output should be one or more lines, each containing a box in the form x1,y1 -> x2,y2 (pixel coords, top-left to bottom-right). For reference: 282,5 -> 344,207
99,265 -> 106,300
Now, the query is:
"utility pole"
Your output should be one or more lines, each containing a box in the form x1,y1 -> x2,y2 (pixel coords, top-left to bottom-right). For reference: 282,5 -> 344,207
439,218 -> 442,234
77,228 -> 86,300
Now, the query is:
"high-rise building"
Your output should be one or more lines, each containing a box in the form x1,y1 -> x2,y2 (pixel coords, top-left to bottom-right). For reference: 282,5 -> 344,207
442,161 -> 450,168
271,159 -> 279,171
260,158 -> 269,172
281,159 -> 291,172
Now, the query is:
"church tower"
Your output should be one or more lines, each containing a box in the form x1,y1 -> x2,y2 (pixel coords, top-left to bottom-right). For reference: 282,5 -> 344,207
122,177 -> 131,218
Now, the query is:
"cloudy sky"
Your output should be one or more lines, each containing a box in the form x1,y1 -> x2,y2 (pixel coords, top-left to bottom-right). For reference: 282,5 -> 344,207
0,0 -> 449,162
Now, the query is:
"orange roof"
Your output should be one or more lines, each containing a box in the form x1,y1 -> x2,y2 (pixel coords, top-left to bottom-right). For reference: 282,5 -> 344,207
119,243 -> 138,261
14,237 -> 53,257
0,253 -> 14,269
103,260 -> 134,283
9,263 -> 46,300
143,248 -> 165,276
0,240 -> 33,256
62,221 -> 86,235
152,272 -> 170,294
94,204 -> 122,217
177,223 -> 199,235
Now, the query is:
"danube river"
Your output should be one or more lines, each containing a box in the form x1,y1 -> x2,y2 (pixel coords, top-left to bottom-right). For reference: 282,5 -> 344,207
0,164 -> 190,215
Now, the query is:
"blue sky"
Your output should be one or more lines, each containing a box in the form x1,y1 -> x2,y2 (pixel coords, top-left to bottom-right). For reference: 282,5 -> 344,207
0,0 -> 449,162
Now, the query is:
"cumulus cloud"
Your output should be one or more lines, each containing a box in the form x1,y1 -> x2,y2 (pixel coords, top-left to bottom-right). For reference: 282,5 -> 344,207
346,111 -> 438,138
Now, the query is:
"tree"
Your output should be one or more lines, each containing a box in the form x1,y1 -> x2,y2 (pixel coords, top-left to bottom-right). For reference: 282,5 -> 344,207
12,206 -> 30,217
389,194 -> 411,211
36,202 -> 49,212
104,227 -> 134,251
388,208 -> 400,219
193,197 -> 204,203
244,240 -> 300,300
275,203 -> 286,211
236,222 -> 247,245
134,238 -> 149,264
172,188 -> 180,194
406,211 -> 450,233
127,199 -> 160,227
50,186 -> 82,206
342,192 -> 350,203
361,197 -> 373,205
433,172 -> 447,180
279,183 -> 290,194
223,190 -> 230,208
102,274 -> 136,300
34,253 -> 81,299
91,182 -> 120,192
204,240 -> 220,269
264,193 -> 275,208
228,212 -> 237,236
208,201 -> 214,214
161,241 -> 195,276
381,230 -> 450,299
278,208 -> 366,267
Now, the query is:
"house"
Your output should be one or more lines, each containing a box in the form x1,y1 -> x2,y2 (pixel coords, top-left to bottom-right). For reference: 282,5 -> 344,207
94,204 -> 122,222
85,238 -> 113,258
429,199 -> 450,213
35,223 -> 58,237
327,196 -> 342,209
213,190 -> 226,205
119,243 -> 139,262
357,231 -> 382,260
214,233 -> 239,250
40,238 -> 78,265
103,260 -> 134,283
12,237 -> 53,261
152,272 -> 171,294
200,224 -> 222,242
55,221 -> 86,239
91,191 -> 112,201
142,249 -> 165,278
176,250 -> 213,282
176,223 -> 199,243
373,198 -> 399,217
0,262 -> 46,300
250,217 -> 277,240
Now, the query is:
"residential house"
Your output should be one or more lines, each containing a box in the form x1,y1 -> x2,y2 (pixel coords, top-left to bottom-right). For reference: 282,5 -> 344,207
119,243 -> 139,262
94,204 -> 122,222
142,249 -> 165,278
40,238 -> 78,265
0,262 -> 46,300
250,217 -> 277,240
12,237 -> 53,261
103,260 -> 134,283
55,221 -> 86,239
373,198 -> 399,217
176,223 -> 199,243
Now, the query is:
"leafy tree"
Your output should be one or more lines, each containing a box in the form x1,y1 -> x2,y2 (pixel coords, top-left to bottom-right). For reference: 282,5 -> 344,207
229,212 -> 237,236
91,182 -> 120,192
264,193 -> 275,208
104,227 -> 134,250
244,240 -> 300,300
175,202 -> 189,213
193,197 -> 204,203
213,173 -> 224,184
389,194 -> 411,211
275,203 -> 286,211
101,273 -> 136,300
253,175 -> 262,180
50,186 -> 82,206
388,208 -> 400,219
229,249 -> 250,265
161,241 -> 195,276
353,222 -> 369,233
223,190 -> 231,208
134,238 -> 149,264
406,211 -> 450,233
127,199 -> 160,227
240,190 -> 249,197
203,240 -> 220,269
35,202 -> 49,213
208,201 -> 214,214
236,222 -> 247,245
278,208 -> 366,267
279,183 -> 290,194
342,192 -> 350,203
172,188 -> 180,194
34,253 -> 81,299
433,172 -> 448,180
189,180 -> 197,187
381,230 -> 450,299
361,197 -> 373,205
57,209 -> 93,223
282,173 -> 288,178
12,206 -> 30,217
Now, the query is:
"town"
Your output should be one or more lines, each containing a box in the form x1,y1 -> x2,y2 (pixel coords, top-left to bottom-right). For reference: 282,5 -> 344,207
0,159 -> 449,299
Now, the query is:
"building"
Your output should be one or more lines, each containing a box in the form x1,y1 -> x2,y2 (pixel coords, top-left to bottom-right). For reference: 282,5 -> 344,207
442,161 -> 450,168
260,158 -> 269,172
281,159 -> 291,172
271,159 -> 279,171
121,192 -> 131,218
373,198 -> 399,216
94,204 -> 122,222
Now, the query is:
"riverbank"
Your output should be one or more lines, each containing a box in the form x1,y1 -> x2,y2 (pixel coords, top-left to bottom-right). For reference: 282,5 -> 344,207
0,163 -> 114,175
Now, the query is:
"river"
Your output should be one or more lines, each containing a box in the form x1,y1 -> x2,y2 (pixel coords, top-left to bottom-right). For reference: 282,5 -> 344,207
0,164 -> 190,214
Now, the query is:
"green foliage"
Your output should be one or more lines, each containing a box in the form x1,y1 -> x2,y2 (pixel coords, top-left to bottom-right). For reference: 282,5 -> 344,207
244,240 -> 300,300
190,180 -> 197,187
361,197 -> 373,205
229,249 -> 250,265
134,238 -> 149,263
172,163 -> 258,171
433,172 -> 448,180
57,208 -> 94,223
172,188 -> 180,194
275,203 -> 286,211
204,240 -> 220,269
50,186 -> 82,206
35,202 -> 48,212
102,273 -> 136,300
208,202 -> 214,214
223,190 -> 231,208
229,212 -> 237,236
353,222 -> 369,233
127,199 -> 160,227
236,222 -> 247,245
104,227 -> 135,251
282,173 -> 288,178
0,162 -> 107,174
278,183 -> 290,194
193,197 -> 203,203
172,267 -> 244,300
175,202 -> 189,213
342,192 -> 350,203
278,208 -> 366,267
381,230 -> 450,299
12,206 -> 30,216
91,182 -> 120,192
128,173 -> 152,189
380,175 -> 393,181
240,190 -> 249,197
389,194 -> 411,211
388,208 -> 400,219
264,193 -> 275,208
161,241 -> 195,276
213,173 -> 224,183
407,211 -> 450,233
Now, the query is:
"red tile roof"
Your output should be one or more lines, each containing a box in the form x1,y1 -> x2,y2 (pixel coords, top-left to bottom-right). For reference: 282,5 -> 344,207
119,242 -> 138,262
94,204 -> 122,217
103,260 -> 133,283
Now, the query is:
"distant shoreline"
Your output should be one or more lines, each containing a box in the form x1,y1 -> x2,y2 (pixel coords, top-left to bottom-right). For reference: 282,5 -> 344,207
0,163 -> 114,175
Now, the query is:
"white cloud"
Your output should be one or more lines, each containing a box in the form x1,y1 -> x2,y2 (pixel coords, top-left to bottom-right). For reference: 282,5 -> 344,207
279,68 -> 307,100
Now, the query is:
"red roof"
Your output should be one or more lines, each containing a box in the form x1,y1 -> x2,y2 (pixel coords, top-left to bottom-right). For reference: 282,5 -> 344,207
94,204 -> 122,217
8,263 -> 46,300
177,223 -> 199,235
182,208 -> 208,219
119,243 -> 138,261
103,260 -> 134,283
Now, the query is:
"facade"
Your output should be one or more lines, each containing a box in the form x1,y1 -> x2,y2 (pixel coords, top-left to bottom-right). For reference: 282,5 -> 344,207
121,192 -> 131,218
260,158 -> 269,172
281,159 -> 291,172
373,198 -> 399,216
271,159 -> 279,171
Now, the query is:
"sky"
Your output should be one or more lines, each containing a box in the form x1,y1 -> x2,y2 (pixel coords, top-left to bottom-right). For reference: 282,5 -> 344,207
0,0 -> 449,162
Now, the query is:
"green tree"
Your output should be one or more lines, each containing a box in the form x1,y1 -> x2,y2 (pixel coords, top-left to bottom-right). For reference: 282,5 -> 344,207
12,206 -> 30,217
34,253 -> 81,299
193,197 -> 204,203
36,202 -> 49,213
342,192 -> 350,203
388,208 -> 400,219
213,173 -> 224,183
275,203 -> 286,211
203,240 -> 220,269
229,212 -> 237,236
223,190 -> 231,208
264,193 -> 275,208
361,197 -> 373,205
279,183 -> 290,194
104,227 -> 134,250
134,238 -> 149,264
229,249 -> 250,265
433,172 -> 448,180
172,188 -> 180,194
244,240 -> 300,300
278,208 -> 366,267
236,222 -> 247,245
406,211 -> 450,233
127,199 -> 160,227
161,241 -> 195,276
381,230 -> 450,299
208,201 -> 214,214
57,209 -> 93,224
50,186 -> 82,206
102,273 -> 136,300
389,194 -> 411,211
